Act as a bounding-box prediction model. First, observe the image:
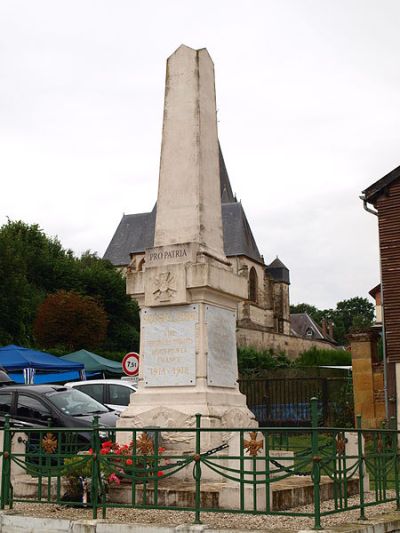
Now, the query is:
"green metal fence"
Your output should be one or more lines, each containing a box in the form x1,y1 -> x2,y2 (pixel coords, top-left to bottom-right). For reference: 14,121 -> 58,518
0,398 -> 399,530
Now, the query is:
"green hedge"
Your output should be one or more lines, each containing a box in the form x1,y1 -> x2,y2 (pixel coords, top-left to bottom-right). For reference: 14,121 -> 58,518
294,347 -> 351,367
238,347 -> 292,375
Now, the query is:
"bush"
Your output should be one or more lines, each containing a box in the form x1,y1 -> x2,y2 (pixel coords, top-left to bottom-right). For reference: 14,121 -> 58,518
238,346 -> 292,376
295,347 -> 351,367
33,290 -> 108,351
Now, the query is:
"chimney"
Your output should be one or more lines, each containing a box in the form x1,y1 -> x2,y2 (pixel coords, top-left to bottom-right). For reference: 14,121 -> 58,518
321,318 -> 327,337
328,321 -> 334,339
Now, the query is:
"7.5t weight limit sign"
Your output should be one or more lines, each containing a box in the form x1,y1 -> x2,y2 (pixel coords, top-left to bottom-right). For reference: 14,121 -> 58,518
122,352 -> 140,377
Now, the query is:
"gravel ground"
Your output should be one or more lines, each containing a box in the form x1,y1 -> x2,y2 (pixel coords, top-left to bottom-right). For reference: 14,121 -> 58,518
7,492 -> 400,531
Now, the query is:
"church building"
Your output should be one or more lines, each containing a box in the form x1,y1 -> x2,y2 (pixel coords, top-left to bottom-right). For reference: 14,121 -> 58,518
104,146 -> 334,358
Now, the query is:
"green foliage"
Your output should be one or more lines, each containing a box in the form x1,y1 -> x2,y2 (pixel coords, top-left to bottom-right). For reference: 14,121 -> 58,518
291,296 -> 375,345
294,347 -> 351,367
0,220 -> 139,353
290,303 -> 323,324
71,252 -> 139,353
63,455 -> 92,479
238,346 -> 292,375
0,220 -> 75,345
336,297 -> 374,331
331,379 -> 355,427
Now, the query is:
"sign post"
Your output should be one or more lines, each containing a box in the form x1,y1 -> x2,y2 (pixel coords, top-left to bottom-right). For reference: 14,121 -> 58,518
122,352 -> 140,377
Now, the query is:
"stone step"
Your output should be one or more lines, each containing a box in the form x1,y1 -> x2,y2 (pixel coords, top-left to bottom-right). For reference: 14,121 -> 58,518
11,474 -> 361,512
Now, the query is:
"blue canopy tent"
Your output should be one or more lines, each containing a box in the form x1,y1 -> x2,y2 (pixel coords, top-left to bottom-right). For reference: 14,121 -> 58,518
0,345 -> 85,384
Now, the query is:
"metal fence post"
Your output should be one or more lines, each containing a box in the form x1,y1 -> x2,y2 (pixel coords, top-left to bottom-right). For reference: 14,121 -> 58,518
91,416 -> 100,519
1,415 -> 11,509
390,416 -> 400,510
356,415 -> 366,520
311,397 -> 322,530
194,413 -> 202,525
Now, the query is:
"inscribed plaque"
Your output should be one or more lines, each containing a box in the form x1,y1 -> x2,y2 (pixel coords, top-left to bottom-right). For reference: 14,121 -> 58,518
206,305 -> 237,388
142,304 -> 198,387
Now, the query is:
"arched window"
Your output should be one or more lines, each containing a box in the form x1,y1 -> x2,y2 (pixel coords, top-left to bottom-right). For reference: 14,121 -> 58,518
249,267 -> 258,303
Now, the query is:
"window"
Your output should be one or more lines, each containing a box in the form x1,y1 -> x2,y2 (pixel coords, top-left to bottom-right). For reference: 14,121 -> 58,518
249,267 -> 258,303
109,384 -> 133,406
47,389 -> 107,416
16,395 -> 51,422
75,384 -> 104,404
0,393 -> 12,414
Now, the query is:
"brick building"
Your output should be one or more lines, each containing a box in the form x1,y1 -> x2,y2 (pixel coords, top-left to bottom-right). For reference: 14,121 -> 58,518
362,164 -> 400,418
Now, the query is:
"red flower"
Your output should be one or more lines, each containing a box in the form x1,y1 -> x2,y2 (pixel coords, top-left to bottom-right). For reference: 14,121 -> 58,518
102,440 -> 113,448
158,447 -> 166,453
88,448 -> 93,455
108,473 -> 121,485
100,447 -> 110,455
125,458 -> 133,466
157,471 -> 164,477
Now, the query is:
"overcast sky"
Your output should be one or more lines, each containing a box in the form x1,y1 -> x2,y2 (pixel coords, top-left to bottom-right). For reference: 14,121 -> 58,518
1,0 -> 399,309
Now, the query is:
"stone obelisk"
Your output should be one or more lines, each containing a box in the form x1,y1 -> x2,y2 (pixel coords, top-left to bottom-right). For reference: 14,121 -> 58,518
119,45 -> 255,440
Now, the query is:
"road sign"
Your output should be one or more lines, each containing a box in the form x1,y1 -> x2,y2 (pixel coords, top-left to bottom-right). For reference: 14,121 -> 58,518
122,352 -> 140,377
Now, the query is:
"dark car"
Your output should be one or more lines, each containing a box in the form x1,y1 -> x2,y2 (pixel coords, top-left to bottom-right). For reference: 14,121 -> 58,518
0,385 -> 118,451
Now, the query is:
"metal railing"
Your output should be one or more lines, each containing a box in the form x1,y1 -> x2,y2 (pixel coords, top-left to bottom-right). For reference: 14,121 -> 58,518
0,399 -> 398,530
238,377 -> 354,426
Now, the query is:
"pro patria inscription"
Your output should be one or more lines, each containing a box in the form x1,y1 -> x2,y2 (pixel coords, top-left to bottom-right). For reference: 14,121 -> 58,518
145,243 -> 197,267
142,304 -> 198,387
148,248 -> 187,262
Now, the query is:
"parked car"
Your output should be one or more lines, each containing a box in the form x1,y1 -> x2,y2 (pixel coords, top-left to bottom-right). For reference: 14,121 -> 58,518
65,379 -> 136,413
0,370 -> 14,386
0,385 -> 118,449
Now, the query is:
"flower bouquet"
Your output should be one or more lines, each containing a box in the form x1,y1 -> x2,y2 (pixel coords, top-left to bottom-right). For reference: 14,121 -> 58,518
90,433 -> 166,486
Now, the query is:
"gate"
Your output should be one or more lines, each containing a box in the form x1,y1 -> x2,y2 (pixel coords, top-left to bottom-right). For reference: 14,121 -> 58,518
238,377 -> 352,426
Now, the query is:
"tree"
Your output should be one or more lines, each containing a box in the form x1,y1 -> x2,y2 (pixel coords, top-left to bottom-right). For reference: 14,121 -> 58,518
336,297 -> 374,333
0,230 -> 33,344
290,297 -> 375,345
0,220 -> 77,345
290,303 -> 323,324
33,290 -> 108,351
75,252 -> 140,353
0,220 -> 140,353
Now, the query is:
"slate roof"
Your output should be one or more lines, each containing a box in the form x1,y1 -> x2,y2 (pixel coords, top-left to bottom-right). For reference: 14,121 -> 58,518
266,257 -> 290,284
219,143 -> 235,203
362,164 -> 400,204
290,313 -> 336,344
104,146 -> 263,266
221,202 -> 262,262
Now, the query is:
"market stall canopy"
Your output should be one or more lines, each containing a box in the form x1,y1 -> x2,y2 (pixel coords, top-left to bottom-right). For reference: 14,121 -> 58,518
61,349 -> 123,375
9,370 -> 90,384
0,345 -> 84,372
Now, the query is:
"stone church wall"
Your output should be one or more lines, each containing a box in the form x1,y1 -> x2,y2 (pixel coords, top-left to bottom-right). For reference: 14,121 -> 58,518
237,326 -> 337,360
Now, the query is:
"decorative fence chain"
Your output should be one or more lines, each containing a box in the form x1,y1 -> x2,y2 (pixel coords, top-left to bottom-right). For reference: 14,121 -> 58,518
0,398 -> 398,531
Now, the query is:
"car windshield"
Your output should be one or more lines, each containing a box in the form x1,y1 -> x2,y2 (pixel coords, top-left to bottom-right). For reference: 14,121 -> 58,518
46,388 -> 108,416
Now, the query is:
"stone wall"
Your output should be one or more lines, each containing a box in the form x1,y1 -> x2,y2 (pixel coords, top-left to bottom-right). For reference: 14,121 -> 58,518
349,331 -> 385,428
237,326 -> 337,360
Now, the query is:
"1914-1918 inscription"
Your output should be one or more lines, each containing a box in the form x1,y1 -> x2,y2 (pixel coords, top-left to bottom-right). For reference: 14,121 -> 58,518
142,304 -> 198,387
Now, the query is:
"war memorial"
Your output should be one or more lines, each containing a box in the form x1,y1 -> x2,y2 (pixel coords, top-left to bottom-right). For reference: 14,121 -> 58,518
0,45 -> 399,533
118,44 -> 256,438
